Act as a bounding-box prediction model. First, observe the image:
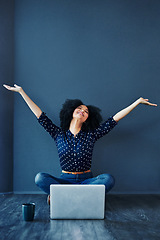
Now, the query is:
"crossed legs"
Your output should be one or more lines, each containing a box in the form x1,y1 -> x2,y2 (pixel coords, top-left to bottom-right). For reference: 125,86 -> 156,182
35,172 -> 115,195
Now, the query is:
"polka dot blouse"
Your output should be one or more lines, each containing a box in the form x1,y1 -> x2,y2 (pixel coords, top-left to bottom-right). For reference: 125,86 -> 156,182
38,112 -> 118,172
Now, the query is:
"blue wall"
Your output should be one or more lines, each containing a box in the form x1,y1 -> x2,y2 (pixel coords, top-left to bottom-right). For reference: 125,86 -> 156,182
0,0 -> 14,193
14,0 -> 159,193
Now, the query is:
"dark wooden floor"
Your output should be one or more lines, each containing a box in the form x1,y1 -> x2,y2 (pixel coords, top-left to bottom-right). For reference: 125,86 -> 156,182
0,194 -> 160,240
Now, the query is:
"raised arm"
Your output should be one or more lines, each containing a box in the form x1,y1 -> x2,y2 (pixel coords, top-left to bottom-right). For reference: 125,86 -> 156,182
113,97 -> 157,122
3,84 -> 42,118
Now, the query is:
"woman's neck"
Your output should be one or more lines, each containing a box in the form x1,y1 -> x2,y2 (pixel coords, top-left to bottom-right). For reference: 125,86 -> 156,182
69,118 -> 83,137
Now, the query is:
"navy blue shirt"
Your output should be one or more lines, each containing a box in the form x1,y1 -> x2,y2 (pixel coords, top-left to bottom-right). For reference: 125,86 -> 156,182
38,112 -> 118,172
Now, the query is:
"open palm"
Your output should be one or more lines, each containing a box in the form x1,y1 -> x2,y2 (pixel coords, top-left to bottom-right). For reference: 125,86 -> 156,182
3,84 -> 22,93
139,97 -> 157,107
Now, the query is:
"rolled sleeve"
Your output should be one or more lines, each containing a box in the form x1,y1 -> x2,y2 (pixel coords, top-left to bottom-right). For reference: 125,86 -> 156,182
37,112 -> 60,140
92,116 -> 118,141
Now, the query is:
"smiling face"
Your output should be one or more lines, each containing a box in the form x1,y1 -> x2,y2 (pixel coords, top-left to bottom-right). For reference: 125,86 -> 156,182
72,105 -> 89,123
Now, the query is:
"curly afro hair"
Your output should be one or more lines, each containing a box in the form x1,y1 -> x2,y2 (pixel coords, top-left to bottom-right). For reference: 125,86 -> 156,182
59,99 -> 102,131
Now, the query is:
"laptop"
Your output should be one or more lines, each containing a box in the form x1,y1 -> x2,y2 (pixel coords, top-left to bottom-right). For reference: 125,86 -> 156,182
50,184 -> 105,219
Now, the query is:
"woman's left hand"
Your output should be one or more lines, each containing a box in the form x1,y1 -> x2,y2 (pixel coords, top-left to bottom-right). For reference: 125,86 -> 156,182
113,97 -> 157,122
139,97 -> 157,107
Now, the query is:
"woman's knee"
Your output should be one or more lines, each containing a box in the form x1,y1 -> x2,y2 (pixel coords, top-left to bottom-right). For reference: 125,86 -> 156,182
35,172 -> 47,186
98,173 -> 115,187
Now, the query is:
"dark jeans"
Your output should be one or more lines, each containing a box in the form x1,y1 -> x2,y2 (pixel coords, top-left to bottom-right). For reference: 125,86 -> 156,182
35,171 -> 115,195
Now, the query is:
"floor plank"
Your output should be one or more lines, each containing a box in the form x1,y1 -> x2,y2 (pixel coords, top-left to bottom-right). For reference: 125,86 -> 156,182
0,194 -> 160,240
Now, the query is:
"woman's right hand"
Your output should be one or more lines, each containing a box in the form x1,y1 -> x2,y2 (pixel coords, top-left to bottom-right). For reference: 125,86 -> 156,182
3,84 -> 22,93
3,83 -> 42,118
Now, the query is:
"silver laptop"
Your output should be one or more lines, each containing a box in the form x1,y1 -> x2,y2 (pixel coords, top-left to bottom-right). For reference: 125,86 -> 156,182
50,184 -> 105,219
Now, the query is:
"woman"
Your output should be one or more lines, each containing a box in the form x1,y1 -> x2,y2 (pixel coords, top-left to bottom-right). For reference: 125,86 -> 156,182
3,84 -> 157,204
